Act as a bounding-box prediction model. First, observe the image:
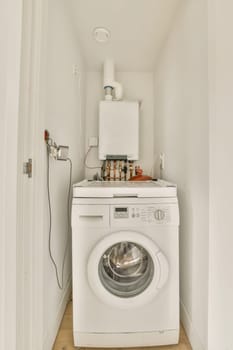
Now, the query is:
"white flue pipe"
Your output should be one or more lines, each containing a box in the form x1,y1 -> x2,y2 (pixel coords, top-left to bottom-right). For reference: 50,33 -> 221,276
103,58 -> 115,88
103,59 -> 123,100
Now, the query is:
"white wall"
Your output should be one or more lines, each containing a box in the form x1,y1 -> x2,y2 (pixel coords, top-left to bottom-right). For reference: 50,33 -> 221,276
154,1 -> 208,349
42,0 -> 86,348
85,72 -> 154,179
0,8 -> 8,348
208,0 -> 233,349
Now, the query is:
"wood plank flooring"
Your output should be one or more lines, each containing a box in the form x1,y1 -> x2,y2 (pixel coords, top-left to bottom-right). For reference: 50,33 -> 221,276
53,301 -> 192,350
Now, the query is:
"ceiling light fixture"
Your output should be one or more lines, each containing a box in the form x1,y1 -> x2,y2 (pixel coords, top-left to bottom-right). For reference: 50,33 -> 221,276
93,27 -> 111,43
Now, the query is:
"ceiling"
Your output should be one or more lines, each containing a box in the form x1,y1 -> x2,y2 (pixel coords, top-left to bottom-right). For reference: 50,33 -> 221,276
69,0 -> 183,72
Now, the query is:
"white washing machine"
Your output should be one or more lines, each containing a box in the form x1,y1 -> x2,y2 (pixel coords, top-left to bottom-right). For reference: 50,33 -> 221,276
71,180 -> 179,348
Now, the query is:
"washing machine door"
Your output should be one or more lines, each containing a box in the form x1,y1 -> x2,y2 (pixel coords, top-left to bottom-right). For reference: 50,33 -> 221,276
87,231 -> 169,308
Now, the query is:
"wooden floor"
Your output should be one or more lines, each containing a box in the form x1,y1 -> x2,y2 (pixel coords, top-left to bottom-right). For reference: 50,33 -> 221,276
53,301 -> 192,350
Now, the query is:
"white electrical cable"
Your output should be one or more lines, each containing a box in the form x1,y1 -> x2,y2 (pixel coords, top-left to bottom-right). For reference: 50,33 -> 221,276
84,146 -> 102,169
46,148 -> 72,290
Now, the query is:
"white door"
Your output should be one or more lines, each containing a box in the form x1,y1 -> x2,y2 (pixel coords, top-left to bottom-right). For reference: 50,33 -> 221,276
0,1 -> 23,349
0,1 -> 42,349
88,231 -> 169,309
0,1 -> 46,349
16,1 -> 46,349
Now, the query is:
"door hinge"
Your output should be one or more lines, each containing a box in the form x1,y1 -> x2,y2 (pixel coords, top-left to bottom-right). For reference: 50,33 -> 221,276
23,158 -> 32,178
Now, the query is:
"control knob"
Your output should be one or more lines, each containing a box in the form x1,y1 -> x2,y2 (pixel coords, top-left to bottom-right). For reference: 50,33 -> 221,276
154,209 -> 165,221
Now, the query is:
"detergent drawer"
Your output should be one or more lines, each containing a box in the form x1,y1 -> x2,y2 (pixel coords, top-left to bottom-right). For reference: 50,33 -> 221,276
72,204 -> 109,228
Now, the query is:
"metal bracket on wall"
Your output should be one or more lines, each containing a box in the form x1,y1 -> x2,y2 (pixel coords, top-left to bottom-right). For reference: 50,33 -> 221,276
23,158 -> 32,178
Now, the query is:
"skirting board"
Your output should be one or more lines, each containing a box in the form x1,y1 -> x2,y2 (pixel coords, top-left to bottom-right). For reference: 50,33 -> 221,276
180,301 -> 205,350
43,277 -> 72,350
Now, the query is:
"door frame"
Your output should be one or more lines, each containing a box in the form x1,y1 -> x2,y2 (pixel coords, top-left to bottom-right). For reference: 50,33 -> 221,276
0,0 -> 49,349
0,1 -> 23,349
16,0 -> 48,348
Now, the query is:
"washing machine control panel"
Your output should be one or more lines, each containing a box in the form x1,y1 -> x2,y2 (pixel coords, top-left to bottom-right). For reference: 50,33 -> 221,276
112,205 -> 175,225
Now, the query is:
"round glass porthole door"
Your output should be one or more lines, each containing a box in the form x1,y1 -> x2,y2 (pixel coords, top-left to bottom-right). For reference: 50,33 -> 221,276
99,241 -> 154,298
87,231 -> 168,308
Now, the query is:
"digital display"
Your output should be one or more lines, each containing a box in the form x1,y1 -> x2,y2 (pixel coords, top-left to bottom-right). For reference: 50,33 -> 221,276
115,207 -> 128,212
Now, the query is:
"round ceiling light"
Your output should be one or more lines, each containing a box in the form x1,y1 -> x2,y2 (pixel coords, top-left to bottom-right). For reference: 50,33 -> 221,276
93,27 -> 111,43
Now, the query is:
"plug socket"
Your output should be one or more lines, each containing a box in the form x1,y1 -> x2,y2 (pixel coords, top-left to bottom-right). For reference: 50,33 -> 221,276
88,137 -> 98,147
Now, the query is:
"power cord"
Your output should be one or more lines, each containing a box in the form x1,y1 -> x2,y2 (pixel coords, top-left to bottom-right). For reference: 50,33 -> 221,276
46,148 -> 72,289
84,146 -> 102,169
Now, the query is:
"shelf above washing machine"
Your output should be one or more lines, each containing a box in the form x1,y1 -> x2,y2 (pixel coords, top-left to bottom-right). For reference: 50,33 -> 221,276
73,180 -> 177,198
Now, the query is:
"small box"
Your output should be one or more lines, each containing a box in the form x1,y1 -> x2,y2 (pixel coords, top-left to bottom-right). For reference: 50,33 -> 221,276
89,137 -> 98,147
57,146 -> 69,161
